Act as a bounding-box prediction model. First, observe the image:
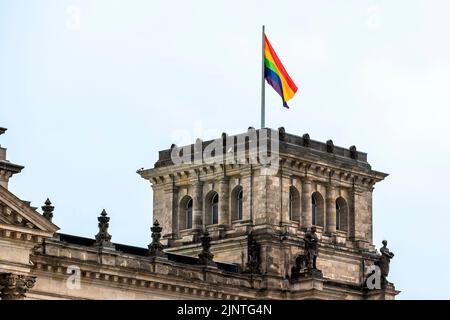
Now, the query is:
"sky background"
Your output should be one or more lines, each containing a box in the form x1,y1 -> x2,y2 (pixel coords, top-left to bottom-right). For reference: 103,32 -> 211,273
1,0 -> 450,299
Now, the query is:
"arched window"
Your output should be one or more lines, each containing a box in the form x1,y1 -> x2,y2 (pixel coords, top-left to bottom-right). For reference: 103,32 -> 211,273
185,198 -> 193,229
211,193 -> 219,224
205,191 -> 219,225
231,186 -> 243,221
179,195 -> 193,230
336,200 -> 341,230
288,186 -> 300,221
237,189 -> 243,220
335,197 -> 348,231
312,196 -> 318,225
311,192 -> 325,226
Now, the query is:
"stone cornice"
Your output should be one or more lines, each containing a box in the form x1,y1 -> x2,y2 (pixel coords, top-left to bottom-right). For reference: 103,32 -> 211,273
141,156 -> 386,192
0,186 -> 59,234
30,252 -> 255,300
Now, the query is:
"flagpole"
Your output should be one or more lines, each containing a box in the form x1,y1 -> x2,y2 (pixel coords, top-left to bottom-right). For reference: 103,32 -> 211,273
261,25 -> 265,129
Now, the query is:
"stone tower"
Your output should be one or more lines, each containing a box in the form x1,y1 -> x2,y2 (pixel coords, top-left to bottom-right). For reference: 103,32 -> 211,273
138,127 -> 398,299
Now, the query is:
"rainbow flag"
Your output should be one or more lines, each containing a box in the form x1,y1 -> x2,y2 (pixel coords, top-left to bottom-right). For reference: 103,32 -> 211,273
264,34 -> 298,108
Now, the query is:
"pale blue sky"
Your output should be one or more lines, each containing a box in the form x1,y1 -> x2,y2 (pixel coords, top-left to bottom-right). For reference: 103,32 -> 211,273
1,0 -> 449,299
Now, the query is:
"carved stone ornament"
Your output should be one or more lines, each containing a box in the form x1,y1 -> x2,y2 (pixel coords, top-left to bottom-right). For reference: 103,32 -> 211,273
198,230 -> 216,267
94,209 -> 114,248
0,273 -> 36,300
41,198 -> 54,222
148,220 -> 166,257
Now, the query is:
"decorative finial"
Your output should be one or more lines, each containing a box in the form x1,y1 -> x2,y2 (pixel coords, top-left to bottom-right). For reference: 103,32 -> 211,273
41,198 -> 54,222
326,140 -> 334,153
94,209 -> 114,248
198,230 -> 216,267
278,127 -> 286,141
302,133 -> 311,147
350,145 -> 358,160
148,220 -> 166,258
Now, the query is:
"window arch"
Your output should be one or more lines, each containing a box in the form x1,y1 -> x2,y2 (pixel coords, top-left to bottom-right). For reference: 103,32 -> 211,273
205,191 -> 219,225
211,193 -> 219,224
231,186 -> 243,221
312,196 -> 317,225
311,191 -> 325,227
335,197 -> 348,231
179,195 -> 193,230
237,189 -> 243,220
288,186 -> 300,221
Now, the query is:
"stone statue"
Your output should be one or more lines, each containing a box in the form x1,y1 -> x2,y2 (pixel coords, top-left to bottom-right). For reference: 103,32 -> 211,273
290,226 -> 322,281
304,226 -> 319,270
290,254 -> 306,280
378,240 -> 394,284
245,232 -> 261,274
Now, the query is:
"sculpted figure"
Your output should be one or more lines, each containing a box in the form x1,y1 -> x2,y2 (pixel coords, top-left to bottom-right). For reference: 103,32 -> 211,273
378,240 -> 394,284
304,226 -> 319,270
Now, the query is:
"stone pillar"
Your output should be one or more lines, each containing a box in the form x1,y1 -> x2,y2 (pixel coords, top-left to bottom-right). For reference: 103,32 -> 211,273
240,170 -> 253,222
348,187 -> 357,240
0,170 -> 11,189
218,177 -> 230,226
281,174 -> 291,224
0,273 -> 36,300
164,182 -> 179,238
192,181 -> 204,231
301,179 -> 312,230
325,184 -> 336,234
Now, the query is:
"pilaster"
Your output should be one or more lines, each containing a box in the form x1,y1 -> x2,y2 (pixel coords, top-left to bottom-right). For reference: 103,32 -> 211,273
218,177 -> 230,227
301,179 -> 312,230
325,184 -> 336,234
192,180 -> 204,234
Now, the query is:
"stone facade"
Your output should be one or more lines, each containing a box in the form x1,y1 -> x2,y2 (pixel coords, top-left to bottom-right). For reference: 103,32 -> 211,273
0,127 -> 399,300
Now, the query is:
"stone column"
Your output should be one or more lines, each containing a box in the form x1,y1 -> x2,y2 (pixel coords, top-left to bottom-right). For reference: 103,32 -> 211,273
325,184 -> 336,234
164,182 -> 179,238
0,273 -> 36,300
218,177 -> 229,226
280,174 -> 291,224
192,181 -> 204,231
301,179 -> 312,230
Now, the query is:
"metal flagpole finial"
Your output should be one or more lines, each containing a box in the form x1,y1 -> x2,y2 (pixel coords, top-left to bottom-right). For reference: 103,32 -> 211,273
261,25 -> 266,129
